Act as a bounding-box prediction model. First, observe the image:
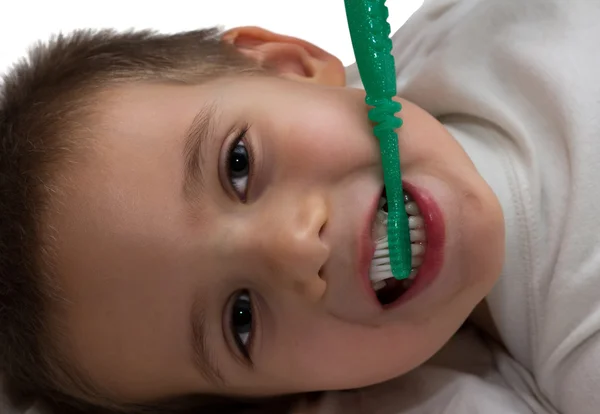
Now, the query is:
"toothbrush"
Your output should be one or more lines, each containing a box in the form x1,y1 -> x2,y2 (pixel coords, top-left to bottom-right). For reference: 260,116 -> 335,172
345,0 -> 412,280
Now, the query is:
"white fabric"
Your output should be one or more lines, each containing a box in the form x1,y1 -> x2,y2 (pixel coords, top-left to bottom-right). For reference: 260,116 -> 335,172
348,0 -> 600,412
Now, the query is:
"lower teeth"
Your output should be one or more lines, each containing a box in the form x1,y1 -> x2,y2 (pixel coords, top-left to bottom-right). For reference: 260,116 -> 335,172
370,189 -> 427,301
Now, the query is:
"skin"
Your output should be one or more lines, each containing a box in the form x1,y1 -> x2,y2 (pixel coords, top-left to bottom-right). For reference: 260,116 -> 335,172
48,27 -> 505,404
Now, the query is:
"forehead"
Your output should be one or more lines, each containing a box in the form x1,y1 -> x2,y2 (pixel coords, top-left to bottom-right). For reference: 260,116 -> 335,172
45,84 -> 212,308
48,82 -> 211,257
43,83 -> 224,398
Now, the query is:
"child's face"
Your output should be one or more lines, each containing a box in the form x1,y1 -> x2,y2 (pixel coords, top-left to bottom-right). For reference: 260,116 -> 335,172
49,74 -> 503,402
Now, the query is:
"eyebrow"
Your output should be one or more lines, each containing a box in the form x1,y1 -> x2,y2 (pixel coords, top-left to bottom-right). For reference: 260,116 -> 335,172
182,103 -> 218,202
190,297 -> 227,386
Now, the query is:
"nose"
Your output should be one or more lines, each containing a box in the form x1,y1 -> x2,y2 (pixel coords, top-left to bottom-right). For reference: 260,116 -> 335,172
261,192 -> 329,302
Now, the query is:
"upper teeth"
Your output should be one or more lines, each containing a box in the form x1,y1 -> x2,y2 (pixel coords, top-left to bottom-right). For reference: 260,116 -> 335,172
370,191 -> 427,290
405,201 -> 420,216
408,215 -> 424,229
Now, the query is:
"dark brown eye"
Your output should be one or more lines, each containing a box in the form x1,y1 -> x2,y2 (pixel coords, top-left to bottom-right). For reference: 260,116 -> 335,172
229,142 -> 249,177
227,140 -> 250,200
230,291 -> 252,356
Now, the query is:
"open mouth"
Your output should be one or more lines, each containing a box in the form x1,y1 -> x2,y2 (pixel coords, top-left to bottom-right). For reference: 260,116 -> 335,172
370,187 -> 427,306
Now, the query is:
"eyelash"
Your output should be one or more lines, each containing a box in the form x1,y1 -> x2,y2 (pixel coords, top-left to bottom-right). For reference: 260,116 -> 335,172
224,125 -> 255,202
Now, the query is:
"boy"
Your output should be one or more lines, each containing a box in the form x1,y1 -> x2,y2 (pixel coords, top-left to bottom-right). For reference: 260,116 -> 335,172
1,0 -> 598,413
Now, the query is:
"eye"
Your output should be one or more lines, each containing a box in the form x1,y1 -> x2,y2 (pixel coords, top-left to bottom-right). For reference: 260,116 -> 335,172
227,130 -> 252,201
230,291 -> 253,358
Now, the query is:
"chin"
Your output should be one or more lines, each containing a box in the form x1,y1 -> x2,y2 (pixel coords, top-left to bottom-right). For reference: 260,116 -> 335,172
466,214 -> 505,291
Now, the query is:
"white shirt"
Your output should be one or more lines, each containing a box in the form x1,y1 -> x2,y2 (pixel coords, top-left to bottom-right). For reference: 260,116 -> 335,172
346,0 -> 600,413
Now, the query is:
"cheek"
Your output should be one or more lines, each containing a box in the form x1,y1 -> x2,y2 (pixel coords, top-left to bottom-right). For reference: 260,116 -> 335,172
257,307 -> 457,391
273,111 -> 375,176
396,101 -> 463,165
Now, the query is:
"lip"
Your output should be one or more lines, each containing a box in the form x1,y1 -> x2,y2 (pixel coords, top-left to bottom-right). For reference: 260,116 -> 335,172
384,181 -> 446,309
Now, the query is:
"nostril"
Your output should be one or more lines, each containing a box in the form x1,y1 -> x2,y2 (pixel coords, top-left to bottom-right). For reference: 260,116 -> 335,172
318,266 -> 324,279
319,221 -> 327,239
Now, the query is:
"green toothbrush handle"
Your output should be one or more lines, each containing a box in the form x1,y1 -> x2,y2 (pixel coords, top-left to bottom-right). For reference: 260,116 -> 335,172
345,0 -> 412,280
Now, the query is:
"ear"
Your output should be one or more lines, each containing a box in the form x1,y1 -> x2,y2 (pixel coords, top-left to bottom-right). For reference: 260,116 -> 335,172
222,26 -> 346,87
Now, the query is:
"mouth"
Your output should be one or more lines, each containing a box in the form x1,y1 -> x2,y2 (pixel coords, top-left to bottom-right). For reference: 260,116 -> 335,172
368,186 -> 427,306
358,182 -> 445,310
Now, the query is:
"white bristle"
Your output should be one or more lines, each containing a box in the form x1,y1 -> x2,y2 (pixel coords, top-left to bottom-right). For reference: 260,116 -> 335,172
374,250 -> 389,259
371,257 -> 391,266
369,269 -> 394,282
371,264 -> 392,272
372,280 -> 387,291
374,247 -> 389,256
375,239 -> 389,248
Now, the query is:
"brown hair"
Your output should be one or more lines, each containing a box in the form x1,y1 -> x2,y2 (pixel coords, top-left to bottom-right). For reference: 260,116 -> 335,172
0,27 -> 298,413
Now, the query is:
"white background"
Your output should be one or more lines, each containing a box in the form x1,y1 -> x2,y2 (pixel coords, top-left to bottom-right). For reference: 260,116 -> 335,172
0,0 -> 423,75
